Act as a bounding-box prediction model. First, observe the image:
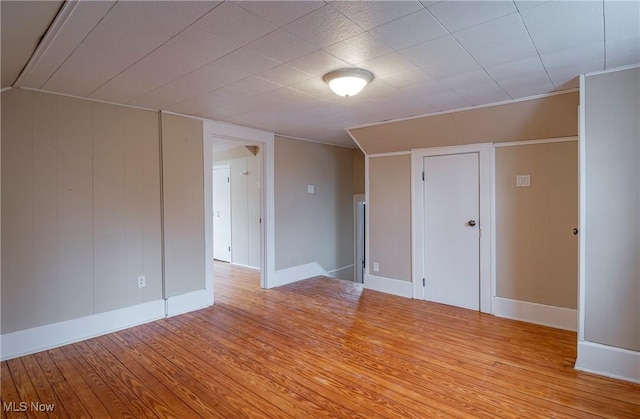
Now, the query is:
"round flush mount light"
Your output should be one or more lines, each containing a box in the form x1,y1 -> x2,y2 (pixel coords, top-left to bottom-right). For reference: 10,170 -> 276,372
323,68 -> 374,97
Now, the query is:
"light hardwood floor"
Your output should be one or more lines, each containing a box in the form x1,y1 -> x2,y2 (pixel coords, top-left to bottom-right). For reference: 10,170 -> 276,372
2,262 -> 639,418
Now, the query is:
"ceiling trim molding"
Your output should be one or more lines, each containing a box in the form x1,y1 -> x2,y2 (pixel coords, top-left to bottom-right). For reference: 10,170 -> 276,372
17,87 -> 158,113
585,63 -> 640,78
494,136 -> 578,148
0,87 -> 13,94
368,151 -> 412,158
275,133 -> 354,149
346,88 -> 580,132
13,1 -> 77,88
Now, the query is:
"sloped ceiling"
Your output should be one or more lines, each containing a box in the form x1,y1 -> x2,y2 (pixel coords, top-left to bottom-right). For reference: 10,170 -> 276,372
0,1 -> 64,87
3,1 -> 639,147
348,91 -> 579,154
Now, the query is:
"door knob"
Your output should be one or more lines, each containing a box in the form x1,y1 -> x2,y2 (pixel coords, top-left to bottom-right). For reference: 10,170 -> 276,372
468,220 -> 476,227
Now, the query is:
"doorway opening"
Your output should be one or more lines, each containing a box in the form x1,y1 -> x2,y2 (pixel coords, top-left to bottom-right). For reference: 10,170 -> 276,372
203,119 -> 275,306
212,140 -> 263,297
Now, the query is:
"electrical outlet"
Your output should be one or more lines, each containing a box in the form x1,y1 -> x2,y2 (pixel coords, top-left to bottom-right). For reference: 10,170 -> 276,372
137,275 -> 146,288
373,262 -> 379,272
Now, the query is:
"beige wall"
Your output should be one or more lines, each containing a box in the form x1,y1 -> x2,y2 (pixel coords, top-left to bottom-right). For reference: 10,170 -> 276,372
274,136 -> 354,279
214,149 -> 261,269
368,155 -> 411,282
496,142 -> 578,309
1,89 -> 162,333
584,67 -> 640,352
161,113 -> 205,298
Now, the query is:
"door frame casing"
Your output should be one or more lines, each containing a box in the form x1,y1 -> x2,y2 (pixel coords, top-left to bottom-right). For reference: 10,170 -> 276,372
411,143 -> 493,313
203,120 -> 275,298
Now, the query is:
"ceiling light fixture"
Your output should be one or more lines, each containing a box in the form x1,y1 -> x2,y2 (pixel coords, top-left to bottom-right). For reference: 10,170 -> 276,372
323,68 -> 374,97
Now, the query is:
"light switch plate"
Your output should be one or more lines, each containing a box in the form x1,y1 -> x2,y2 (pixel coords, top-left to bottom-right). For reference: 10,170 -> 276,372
516,175 -> 531,187
307,184 -> 315,194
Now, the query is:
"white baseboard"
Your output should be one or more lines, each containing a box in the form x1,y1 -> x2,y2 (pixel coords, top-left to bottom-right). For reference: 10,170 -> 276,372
270,262 -> 328,288
493,297 -> 577,331
364,273 -> 413,298
166,289 -> 212,317
575,341 -> 640,383
0,300 -> 165,361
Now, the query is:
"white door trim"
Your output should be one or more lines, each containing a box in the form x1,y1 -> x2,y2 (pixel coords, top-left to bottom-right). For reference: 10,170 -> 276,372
203,120 -> 275,294
411,143 -> 493,313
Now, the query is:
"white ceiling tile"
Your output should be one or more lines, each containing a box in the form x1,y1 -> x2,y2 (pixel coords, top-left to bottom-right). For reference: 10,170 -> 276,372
193,2 -> 277,46
541,41 -> 604,88
284,5 -> 365,48
418,90 -> 472,111
379,67 -> 435,89
401,35 -> 482,78
247,29 -> 318,63
89,64 -> 172,103
606,33 -> 640,69
499,76 -> 555,99
225,77 -> 282,97
439,69 -> 494,91
604,0 -> 640,39
235,1 -> 325,27
289,77 -> 335,99
372,97 -> 433,120
520,1 -> 604,54
287,50 -> 349,77
486,56 -> 546,82
138,1 -> 221,27
127,75 -> 218,108
513,1 -> 550,12
325,32 -> 395,65
487,56 -> 554,98
73,0 -> 115,20
43,57 -> 116,97
191,48 -> 280,85
401,80 -> 451,97
82,22 -> 161,65
454,81 -> 511,105
164,27 -> 236,62
329,0 -> 424,30
453,13 -> 537,68
87,1 -> 192,47
360,52 -> 419,78
357,79 -> 402,101
127,45 -> 210,83
428,0 -> 517,33
371,9 -> 448,50
60,42 -> 126,82
257,65 -> 315,86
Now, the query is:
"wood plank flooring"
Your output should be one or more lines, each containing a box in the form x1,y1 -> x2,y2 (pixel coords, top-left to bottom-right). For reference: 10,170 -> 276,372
2,262 -> 639,418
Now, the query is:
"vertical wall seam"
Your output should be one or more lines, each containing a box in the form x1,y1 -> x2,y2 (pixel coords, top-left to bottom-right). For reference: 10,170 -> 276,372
158,111 -> 166,309
91,102 -> 96,315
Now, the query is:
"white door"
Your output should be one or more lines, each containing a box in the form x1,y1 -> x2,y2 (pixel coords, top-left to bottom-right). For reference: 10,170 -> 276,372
213,166 -> 231,262
423,153 -> 480,310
